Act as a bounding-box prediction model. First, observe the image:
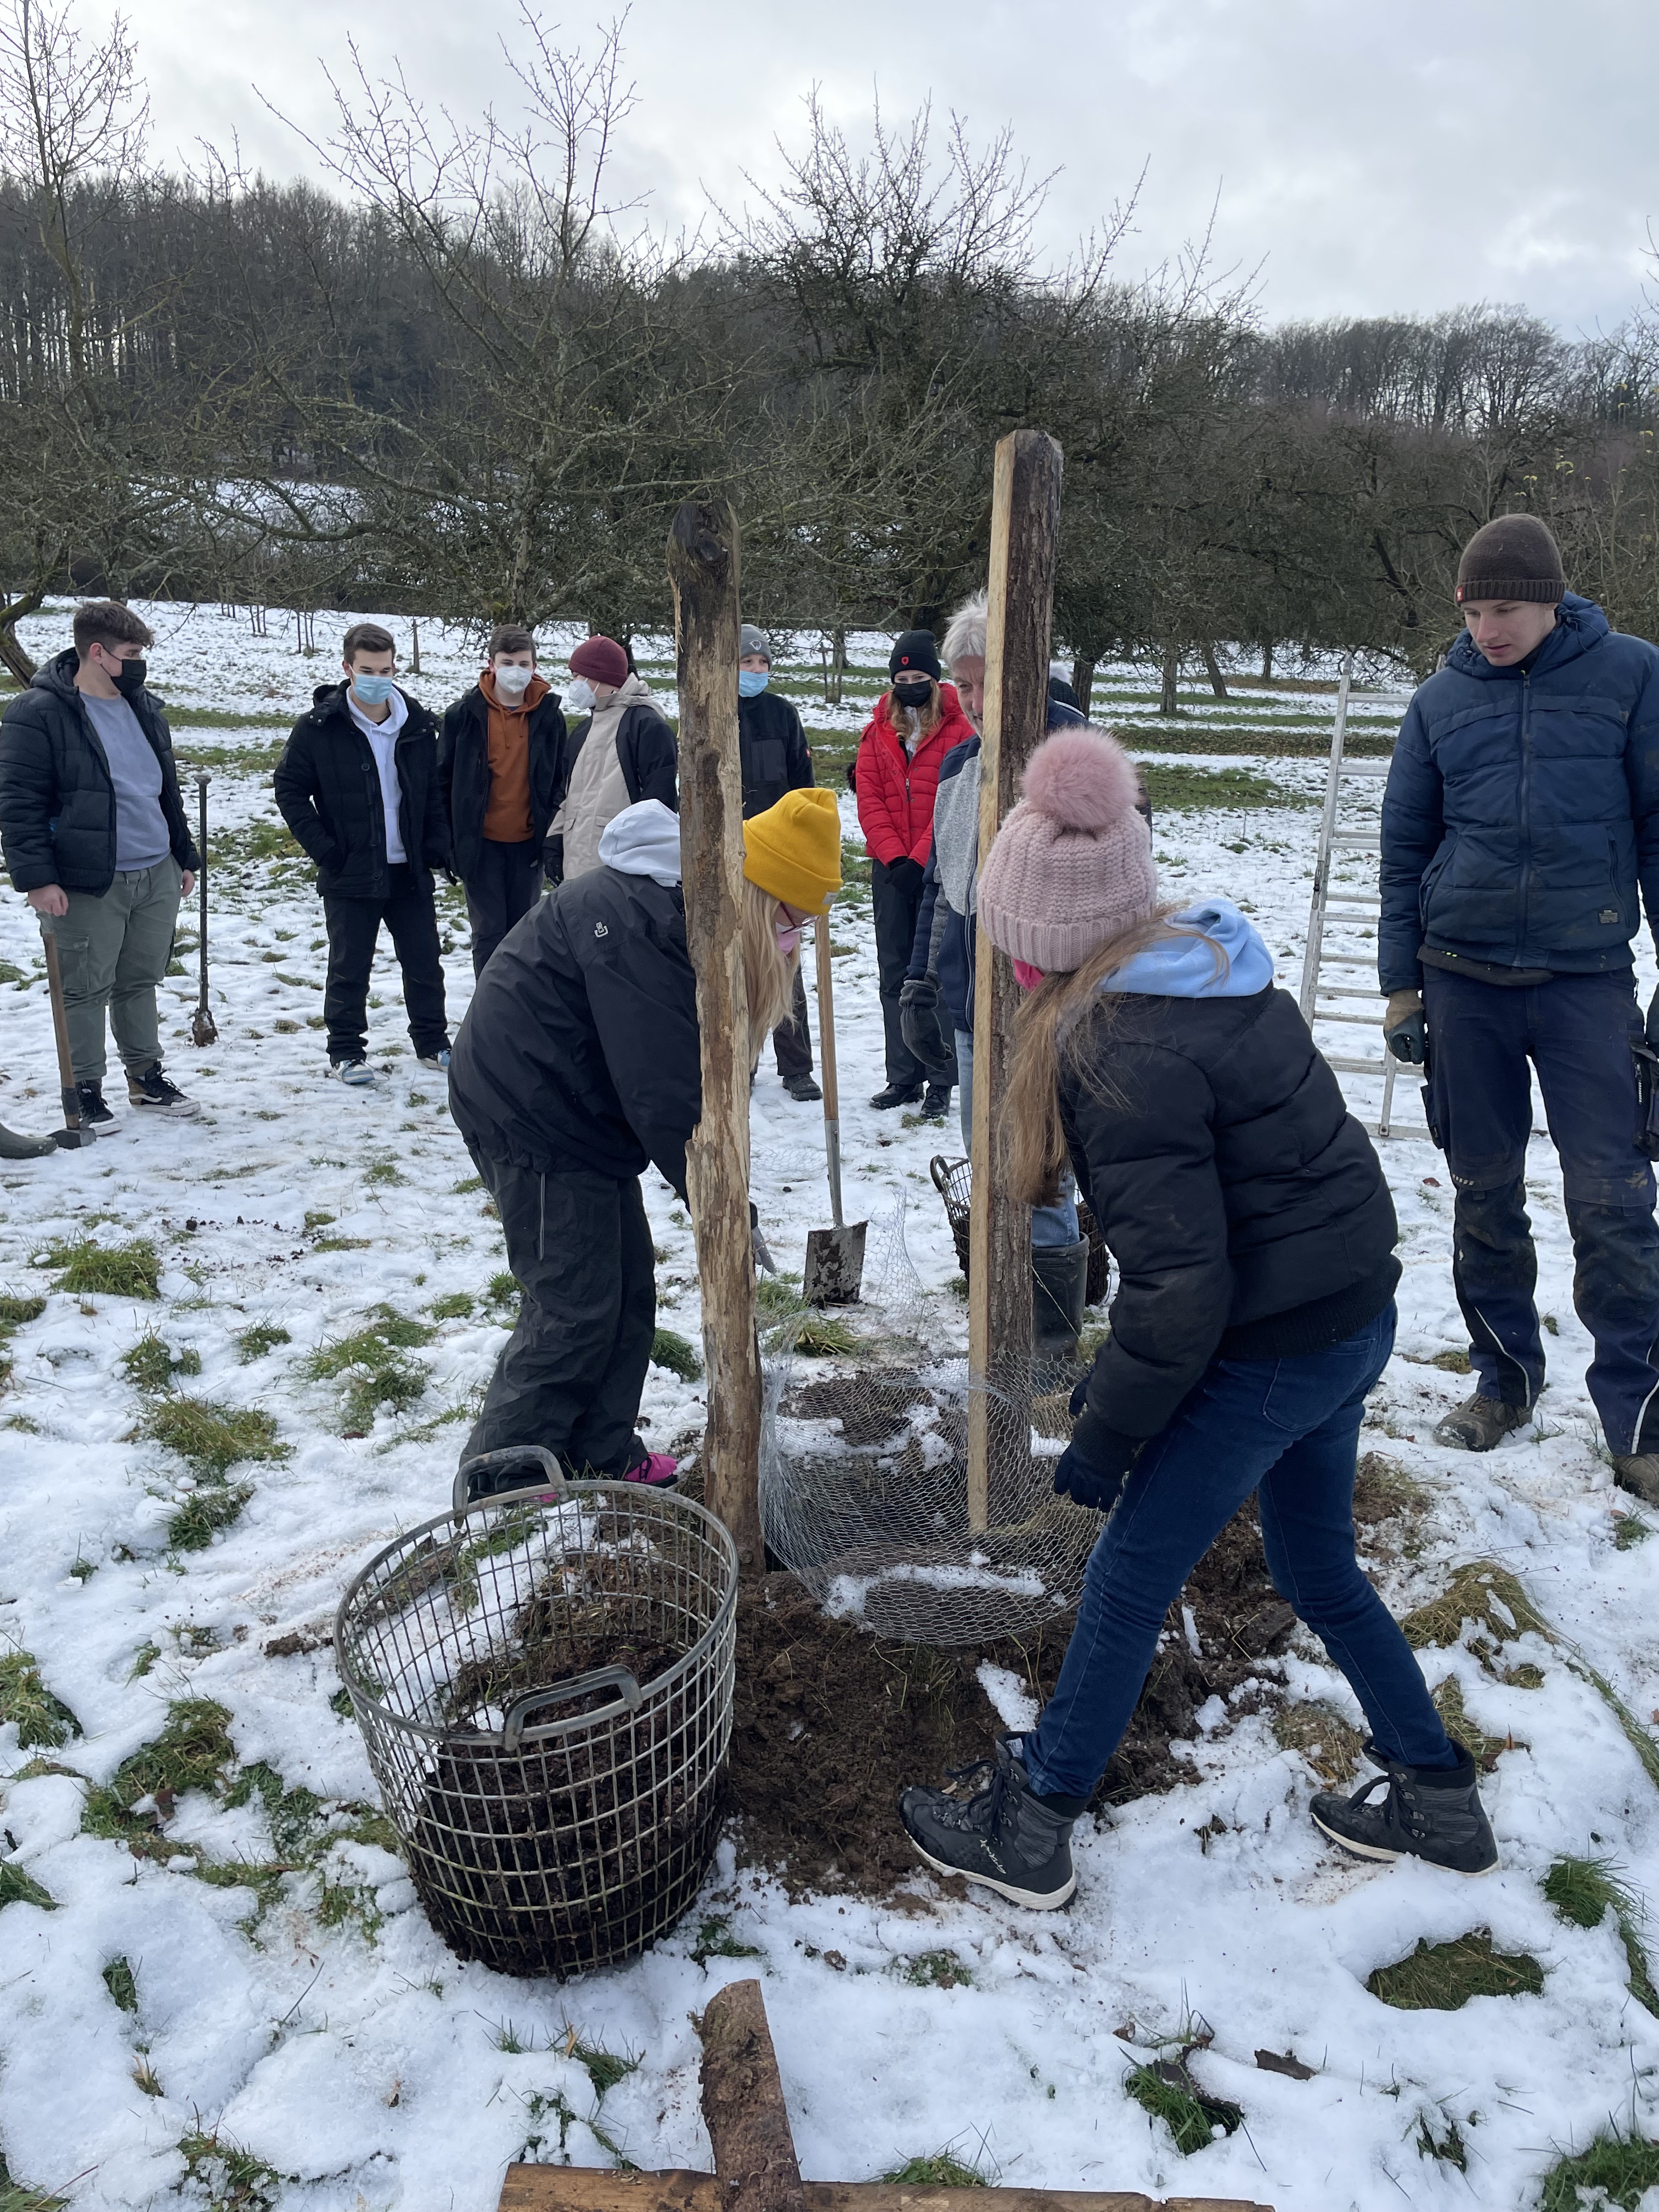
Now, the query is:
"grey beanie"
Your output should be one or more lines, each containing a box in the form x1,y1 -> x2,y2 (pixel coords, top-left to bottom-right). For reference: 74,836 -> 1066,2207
739,623 -> 771,661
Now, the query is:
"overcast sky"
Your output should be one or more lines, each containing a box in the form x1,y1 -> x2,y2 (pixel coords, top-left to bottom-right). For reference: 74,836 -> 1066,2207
121,0 -> 1656,335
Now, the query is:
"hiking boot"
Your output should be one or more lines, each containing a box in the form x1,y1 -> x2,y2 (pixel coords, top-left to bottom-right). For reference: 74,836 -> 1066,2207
128,1062 -> 199,1117
1311,1740 -> 1497,1876
900,1736 -> 1079,1908
75,1081 -> 115,1127
870,1081 -> 924,1111
1612,1453 -> 1659,1506
783,1074 -> 822,1103
919,1082 -> 952,1122
1433,1393 -> 1526,1452
330,1058 -> 375,1087
0,1120 -> 56,1158
416,1048 -> 452,1071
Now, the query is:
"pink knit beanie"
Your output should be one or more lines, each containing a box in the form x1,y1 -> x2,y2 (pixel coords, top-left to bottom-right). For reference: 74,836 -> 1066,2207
977,729 -> 1154,972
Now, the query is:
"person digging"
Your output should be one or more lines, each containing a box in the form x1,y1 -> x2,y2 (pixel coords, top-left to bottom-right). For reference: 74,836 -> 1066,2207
899,728 -> 1496,1909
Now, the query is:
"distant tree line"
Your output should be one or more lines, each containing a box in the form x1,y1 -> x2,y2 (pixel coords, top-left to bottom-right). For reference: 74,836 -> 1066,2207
5,0 -> 1659,702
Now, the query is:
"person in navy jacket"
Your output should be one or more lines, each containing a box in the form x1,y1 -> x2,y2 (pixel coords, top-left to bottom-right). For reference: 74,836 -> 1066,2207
1379,514 -> 1659,1502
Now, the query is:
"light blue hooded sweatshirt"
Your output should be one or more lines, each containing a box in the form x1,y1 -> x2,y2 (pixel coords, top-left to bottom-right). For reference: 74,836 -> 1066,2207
1099,899 -> 1275,998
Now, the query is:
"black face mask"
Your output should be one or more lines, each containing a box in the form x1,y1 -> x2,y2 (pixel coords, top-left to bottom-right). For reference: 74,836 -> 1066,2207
114,657 -> 146,696
892,676 -> 933,708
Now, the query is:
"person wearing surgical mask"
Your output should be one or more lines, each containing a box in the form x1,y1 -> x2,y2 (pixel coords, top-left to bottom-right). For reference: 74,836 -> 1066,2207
273,620 -> 453,1085
736,622 -> 821,1102
545,634 -> 677,884
437,624 -> 568,974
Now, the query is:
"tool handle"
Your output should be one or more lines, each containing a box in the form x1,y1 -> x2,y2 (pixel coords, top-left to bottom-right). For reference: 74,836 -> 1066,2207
41,932 -> 81,1126
813,915 -> 839,1121
823,1114 -> 845,1232
196,774 -> 210,1005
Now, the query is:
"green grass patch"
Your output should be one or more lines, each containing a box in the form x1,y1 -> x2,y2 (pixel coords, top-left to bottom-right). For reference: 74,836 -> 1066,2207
1539,2126 -> 1659,2211
902,1949 -> 973,1989
1432,1675 -> 1515,1772
1366,1930 -> 1544,2010
1123,2055 -> 1243,2155
650,1326 -> 703,1381
234,1320 -> 291,1363
35,1237 -> 159,1301
0,1296 -> 46,1330
1271,1700 -> 1364,1785
569,2037 -> 640,2099
166,706 -> 294,730
138,1396 -> 286,1479
304,1304 -> 433,1430
1135,763 -> 1313,813
883,2153 -> 985,2186
102,1956 -> 138,2012
166,1481 -> 255,1551
1614,1511 -> 1652,1549
176,2129 -> 285,2212
0,1650 -> 81,1747
121,1333 -> 201,1392
690,1915 -> 763,1964
0,1863 -> 57,1912
1545,1855 -> 1658,2016
485,1270 -> 519,1315
430,1291 -> 474,1320
1402,1560 -> 1550,1649
0,2153 -> 69,2210
217,818 -> 306,868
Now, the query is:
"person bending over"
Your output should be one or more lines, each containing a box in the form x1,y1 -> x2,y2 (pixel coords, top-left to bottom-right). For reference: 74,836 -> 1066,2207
900,727 -> 1496,1908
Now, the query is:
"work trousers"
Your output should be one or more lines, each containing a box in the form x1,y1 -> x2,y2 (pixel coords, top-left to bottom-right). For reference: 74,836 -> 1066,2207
461,1152 -> 656,1479
465,837 -> 544,976
1024,1306 -> 1455,1801
1422,966 -> 1659,1454
322,864 -> 449,1064
873,858 -> 953,1088
41,855 -> 182,1083
772,966 -> 814,1081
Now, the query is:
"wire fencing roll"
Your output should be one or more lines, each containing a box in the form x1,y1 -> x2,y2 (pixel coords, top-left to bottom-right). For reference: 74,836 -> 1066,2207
334,1480 -> 737,1978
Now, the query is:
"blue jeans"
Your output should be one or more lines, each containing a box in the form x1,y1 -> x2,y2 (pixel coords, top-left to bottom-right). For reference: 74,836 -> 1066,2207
1024,1305 -> 1454,1800
1421,966 -> 1659,1453
955,1027 -> 1079,1248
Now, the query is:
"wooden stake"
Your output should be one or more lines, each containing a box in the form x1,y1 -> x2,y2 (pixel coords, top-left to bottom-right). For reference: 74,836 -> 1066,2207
966,428 -> 1063,1531
696,1979 -> 805,2212
668,499 -> 764,1575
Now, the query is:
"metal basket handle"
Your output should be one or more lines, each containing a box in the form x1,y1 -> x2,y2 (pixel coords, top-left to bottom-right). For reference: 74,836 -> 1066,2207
500,1666 -> 642,1748
453,1444 -> 569,1518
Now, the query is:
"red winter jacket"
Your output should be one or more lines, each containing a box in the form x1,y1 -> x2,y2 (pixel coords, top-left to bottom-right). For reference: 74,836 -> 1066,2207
854,682 -> 976,868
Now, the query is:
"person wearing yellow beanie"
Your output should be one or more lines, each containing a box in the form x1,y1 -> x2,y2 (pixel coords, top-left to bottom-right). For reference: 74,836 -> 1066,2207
743,786 -> 842,915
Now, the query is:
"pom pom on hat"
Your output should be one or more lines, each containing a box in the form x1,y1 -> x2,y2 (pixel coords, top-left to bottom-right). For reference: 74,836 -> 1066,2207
978,726 -> 1155,973
1022,727 -> 1143,833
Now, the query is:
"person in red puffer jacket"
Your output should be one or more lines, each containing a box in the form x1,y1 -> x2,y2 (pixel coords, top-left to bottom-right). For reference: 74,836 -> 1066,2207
855,629 -> 974,1110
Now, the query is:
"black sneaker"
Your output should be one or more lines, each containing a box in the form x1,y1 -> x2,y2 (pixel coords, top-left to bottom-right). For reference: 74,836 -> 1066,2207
1311,1740 -> 1498,1876
899,1736 -> 1079,1908
127,1063 -> 200,1118
870,1082 -> 924,1111
1433,1393 -> 1526,1451
919,1082 -> 951,1122
76,1081 -> 115,1127
783,1074 -> 822,1103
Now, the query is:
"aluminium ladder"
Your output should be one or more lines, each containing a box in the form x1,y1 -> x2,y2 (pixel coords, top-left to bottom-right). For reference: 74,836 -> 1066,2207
1297,652 -> 1415,1137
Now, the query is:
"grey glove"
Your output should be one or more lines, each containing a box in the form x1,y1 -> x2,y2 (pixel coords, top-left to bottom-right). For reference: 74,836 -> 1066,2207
749,1200 -> 777,1276
1383,988 -> 1426,1066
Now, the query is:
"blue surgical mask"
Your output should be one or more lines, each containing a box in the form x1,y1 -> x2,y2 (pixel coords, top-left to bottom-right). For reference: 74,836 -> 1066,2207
351,672 -> 396,707
738,668 -> 770,698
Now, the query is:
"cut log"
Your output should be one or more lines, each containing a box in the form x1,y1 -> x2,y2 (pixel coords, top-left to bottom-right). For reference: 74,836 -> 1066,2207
495,2171 -> 1276,2212
696,1978 -> 805,2212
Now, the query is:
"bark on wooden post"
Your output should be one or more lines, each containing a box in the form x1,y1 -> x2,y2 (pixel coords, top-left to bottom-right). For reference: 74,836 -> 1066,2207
697,1979 -> 806,2212
668,499 -> 764,1574
966,429 -> 1064,1531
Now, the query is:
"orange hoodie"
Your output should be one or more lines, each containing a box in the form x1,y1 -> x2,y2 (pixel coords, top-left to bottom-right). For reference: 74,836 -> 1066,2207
479,667 -> 550,843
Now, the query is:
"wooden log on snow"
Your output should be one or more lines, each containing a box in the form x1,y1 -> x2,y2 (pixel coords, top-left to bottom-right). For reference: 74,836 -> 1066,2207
696,1977 -> 806,2212
966,427 -> 1064,1531
495,2170 -> 1277,2212
668,498 -> 764,1576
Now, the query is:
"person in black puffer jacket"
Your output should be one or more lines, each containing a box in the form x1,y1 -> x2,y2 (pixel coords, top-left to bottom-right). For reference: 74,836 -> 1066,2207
739,623 -> 820,1101
273,620 -> 452,1081
899,727 -> 1497,1912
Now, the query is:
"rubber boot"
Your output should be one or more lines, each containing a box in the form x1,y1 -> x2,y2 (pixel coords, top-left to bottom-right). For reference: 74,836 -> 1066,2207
0,1120 -> 57,1159
1032,1238 -> 1088,1367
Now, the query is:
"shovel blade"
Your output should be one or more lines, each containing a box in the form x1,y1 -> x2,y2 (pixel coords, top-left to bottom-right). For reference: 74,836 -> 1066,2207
191,1009 -> 218,1047
803,1221 -> 867,1307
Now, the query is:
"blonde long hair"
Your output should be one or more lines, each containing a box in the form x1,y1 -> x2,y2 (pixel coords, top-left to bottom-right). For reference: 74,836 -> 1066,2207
740,877 -> 799,1065
1003,905 -> 1226,1205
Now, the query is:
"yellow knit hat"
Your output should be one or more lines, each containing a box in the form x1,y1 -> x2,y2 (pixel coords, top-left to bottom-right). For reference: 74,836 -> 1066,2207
742,787 -> 843,915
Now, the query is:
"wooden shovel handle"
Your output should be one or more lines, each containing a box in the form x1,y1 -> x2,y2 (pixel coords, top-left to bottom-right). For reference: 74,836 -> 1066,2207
812,915 -> 839,1122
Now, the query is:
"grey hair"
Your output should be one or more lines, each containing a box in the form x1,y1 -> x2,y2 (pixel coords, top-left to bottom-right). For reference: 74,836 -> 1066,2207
940,589 -> 988,673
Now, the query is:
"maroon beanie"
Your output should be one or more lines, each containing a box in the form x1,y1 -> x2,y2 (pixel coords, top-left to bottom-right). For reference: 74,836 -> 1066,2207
569,634 -> 630,687
1455,516 -> 1566,606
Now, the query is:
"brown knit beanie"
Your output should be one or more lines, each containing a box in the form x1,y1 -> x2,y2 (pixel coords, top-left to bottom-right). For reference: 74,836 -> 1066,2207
978,729 -> 1155,973
1455,515 -> 1566,605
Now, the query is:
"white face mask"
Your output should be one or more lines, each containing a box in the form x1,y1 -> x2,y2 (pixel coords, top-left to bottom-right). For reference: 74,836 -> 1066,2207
493,662 -> 534,696
563,677 -> 596,714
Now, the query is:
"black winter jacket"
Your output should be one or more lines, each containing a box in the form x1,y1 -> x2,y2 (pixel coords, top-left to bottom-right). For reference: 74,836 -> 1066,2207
447,867 -> 700,1198
437,682 -> 567,882
0,650 -> 199,895
738,690 -> 813,817
1065,987 -> 1398,1450
274,682 -> 450,899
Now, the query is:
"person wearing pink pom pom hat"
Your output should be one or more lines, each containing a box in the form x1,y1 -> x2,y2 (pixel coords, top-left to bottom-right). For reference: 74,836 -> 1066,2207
899,725 -> 1496,1910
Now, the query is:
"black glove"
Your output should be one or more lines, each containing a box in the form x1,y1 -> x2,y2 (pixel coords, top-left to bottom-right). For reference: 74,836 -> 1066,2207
1646,982 -> 1659,1051
543,834 -> 564,886
884,856 -> 924,896
1383,988 -> 1426,1066
1053,1408 -> 1142,1514
899,975 -> 953,1074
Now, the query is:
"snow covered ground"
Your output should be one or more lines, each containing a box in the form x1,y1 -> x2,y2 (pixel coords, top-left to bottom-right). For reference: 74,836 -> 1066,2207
1,601 -> 1657,2212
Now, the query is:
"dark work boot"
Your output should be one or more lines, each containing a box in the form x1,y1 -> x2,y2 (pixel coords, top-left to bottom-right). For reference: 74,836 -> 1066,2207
900,1736 -> 1079,1908
1433,1393 -> 1527,1452
1311,1740 -> 1498,1876
1032,1238 -> 1089,1367
870,1081 -> 924,1111
919,1082 -> 951,1123
1612,1454 -> 1659,1506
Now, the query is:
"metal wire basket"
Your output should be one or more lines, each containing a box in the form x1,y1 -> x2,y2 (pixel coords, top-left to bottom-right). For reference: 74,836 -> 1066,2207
929,1154 -> 1110,1307
334,1448 -> 737,1979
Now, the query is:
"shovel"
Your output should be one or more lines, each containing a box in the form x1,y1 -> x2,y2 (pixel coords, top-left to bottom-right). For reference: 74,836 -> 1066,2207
802,913 -> 866,1305
41,929 -> 95,1148
190,772 -> 218,1047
